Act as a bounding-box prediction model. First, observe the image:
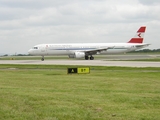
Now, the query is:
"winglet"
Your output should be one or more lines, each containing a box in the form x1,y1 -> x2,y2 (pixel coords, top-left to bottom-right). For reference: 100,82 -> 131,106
128,26 -> 146,43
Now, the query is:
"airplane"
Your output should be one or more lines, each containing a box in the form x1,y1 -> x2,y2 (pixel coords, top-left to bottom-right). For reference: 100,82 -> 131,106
28,26 -> 150,61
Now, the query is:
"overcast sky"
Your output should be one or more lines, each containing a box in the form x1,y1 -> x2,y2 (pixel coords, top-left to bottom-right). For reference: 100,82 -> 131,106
0,0 -> 160,54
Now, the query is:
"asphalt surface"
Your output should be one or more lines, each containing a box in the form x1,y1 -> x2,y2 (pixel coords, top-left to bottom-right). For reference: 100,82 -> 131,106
0,54 -> 160,67
0,59 -> 160,67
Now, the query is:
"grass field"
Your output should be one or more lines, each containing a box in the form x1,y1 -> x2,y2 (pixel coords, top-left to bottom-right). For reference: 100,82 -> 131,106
0,56 -> 69,60
0,64 -> 160,120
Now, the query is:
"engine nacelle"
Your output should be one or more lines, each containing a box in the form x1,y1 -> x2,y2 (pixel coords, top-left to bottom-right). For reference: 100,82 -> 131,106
69,52 -> 85,58
75,52 -> 85,58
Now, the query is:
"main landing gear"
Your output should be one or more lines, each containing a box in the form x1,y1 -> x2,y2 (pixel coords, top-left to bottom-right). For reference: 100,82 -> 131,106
85,55 -> 94,60
41,55 -> 94,61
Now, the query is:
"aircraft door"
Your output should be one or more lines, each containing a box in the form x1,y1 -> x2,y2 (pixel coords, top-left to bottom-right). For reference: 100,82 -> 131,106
41,47 -> 45,52
41,45 -> 48,55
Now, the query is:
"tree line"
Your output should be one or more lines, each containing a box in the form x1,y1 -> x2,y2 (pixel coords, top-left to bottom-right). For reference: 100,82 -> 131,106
129,49 -> 160,53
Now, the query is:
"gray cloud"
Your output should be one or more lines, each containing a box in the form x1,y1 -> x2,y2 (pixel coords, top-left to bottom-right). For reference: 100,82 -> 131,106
0,0 -> 160,54
138,0 -> 160,5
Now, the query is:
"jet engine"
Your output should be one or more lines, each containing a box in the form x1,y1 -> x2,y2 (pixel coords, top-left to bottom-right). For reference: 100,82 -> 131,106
68,52 -> 85,58
74,52 -> 85,58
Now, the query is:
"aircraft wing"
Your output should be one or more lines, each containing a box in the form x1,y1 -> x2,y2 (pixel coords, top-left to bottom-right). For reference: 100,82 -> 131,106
81,46 -> 114,55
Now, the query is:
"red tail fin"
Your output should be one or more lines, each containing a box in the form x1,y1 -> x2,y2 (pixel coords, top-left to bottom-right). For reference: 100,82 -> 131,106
128,26 -> 146,43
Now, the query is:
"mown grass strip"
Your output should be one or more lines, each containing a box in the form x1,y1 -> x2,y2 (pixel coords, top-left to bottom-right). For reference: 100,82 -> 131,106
0,65 -> 160,120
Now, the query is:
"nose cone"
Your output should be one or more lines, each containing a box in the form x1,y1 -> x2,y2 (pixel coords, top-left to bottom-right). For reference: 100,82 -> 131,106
28,49 -> 33,55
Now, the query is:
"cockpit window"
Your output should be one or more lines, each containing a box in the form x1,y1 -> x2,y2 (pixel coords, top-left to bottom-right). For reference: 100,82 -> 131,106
33,47 -> 38,49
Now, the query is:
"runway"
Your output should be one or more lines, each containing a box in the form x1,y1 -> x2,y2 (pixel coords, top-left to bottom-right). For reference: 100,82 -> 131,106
0,60 -> 160,67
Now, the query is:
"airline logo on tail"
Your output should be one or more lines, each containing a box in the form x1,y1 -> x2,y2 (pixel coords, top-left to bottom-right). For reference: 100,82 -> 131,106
128,26 -> 146,43
138,33 -> 141,38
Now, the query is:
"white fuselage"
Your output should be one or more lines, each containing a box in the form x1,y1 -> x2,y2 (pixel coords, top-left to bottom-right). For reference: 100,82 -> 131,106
28,26 -> 150,60
28,43 -> 148,56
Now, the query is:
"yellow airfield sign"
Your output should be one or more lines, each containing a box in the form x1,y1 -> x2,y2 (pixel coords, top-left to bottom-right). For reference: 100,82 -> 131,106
67,67 -> 90,74
77,68 -> 90,74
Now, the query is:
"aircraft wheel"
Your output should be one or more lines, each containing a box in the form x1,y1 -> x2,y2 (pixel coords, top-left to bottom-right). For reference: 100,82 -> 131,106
41,56 -> 44,61
90,56 -> 94,60
85,56 -> 89,60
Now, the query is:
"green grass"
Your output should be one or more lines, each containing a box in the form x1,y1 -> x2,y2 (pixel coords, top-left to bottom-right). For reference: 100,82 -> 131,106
0,56 -> 69,60
0,55 -> 108,60
0,65 -> 160,120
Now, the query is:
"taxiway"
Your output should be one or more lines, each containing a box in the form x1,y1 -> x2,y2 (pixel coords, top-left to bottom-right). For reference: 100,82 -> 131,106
0,60 -> 159,67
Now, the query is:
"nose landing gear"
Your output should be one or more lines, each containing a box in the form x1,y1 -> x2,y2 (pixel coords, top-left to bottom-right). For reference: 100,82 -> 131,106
41,56 -> 44,61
